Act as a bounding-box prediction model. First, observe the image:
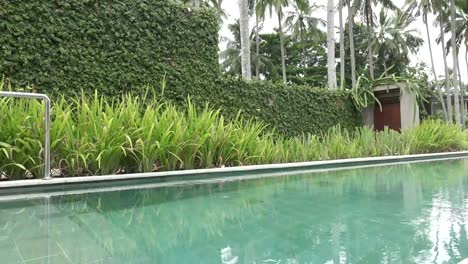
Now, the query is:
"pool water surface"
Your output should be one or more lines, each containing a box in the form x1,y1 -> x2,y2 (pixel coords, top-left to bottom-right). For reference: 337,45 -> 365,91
1,159 -> 468,263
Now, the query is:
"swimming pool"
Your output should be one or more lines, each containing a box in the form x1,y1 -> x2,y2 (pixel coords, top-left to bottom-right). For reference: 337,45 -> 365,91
1,158 -> 467,263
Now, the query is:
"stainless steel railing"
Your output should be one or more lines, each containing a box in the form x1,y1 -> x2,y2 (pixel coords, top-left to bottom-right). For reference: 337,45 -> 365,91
0,92 -> 51,180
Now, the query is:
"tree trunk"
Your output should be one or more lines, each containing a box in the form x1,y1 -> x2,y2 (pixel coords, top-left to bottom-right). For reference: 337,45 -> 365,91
466,49 -> 468,85
239,0 -> 251,80
339,0 -> 345,89
327,0 -> 337,89
218,0 -> 222,23
424,14 -> 448,121
278,8 -> 287,84
465,48 -> 468,124
466,49 -> 468,87
256,13 -> 260,79
450,0 -> 461,126
191,0 -> 200,8
300,17 -> 306,65
365,0 -> 374,79
439,11 -> 453,123
457,53 -> 465,127
348,2 -> 356,89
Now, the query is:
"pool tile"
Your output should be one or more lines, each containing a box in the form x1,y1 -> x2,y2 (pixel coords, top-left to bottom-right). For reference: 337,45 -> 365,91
24,253 -> 71,264
58,244 -> 110,264
0,245 -> 23,264
15,238 -> 61,261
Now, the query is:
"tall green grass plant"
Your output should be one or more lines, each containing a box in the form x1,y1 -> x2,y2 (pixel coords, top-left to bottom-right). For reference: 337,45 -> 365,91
0,89 -> 467,180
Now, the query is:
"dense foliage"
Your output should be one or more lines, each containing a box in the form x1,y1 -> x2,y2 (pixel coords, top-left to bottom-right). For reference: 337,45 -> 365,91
0,0 -> 363,137
0,0 -> 219,94
221,22 -> 329,87
0,90 -> 467,180
203,78 -> 361,137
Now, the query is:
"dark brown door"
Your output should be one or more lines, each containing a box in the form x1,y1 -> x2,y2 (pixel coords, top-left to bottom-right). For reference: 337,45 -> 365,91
374,102 -> 401,131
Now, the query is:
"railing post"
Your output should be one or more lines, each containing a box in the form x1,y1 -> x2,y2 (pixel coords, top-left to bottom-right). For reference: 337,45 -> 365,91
0,92 -> 52,180
44,97 -> 51,180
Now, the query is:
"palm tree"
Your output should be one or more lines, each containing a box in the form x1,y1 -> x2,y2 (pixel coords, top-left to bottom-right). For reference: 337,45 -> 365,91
450,0 -> 462,125
239,0 -> 252,80
434,0 -> 454,123
459,0 -> 468,85
209,0 -> 227,23
348,0 -> 357,88
450,1 -> 467,125
220,20 -> 273,77
257,0 -> 305,85
253,0 -> 262,79
257,0 -> 308,85
339,0 -> 346,89
407,0 -> 448,121
327,0 -> 337,89
284,2 -> 324,64
437,0 -> 467,124
365,0 -> 375,79
371,9 -> 424,75
352,0 -> 396,79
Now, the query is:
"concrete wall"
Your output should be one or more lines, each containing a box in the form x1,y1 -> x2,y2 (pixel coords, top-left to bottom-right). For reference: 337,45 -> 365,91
362,83 -> 419,130
362,107 -> 374,128
400,87 -> 419,130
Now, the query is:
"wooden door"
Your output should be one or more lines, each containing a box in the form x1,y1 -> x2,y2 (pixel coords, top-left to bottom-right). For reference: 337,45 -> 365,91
374,102 -> 401,131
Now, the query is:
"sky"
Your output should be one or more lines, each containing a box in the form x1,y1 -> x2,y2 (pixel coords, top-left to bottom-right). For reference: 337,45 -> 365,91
219,0 -> 468,83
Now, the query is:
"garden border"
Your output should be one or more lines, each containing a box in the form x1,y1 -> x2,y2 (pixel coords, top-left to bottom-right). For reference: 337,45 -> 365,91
0,151 -> 467,200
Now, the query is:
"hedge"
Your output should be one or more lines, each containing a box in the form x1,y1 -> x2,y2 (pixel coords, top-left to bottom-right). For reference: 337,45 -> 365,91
162,78 -> 362,137
0,0 -> 361,136
0,0 -> 219,95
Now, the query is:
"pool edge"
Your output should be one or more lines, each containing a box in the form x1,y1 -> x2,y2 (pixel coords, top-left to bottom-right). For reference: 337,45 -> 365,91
1,151 -> 468,190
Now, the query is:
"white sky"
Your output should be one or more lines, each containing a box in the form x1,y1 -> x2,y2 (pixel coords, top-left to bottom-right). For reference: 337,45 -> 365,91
219,0 -> 468,83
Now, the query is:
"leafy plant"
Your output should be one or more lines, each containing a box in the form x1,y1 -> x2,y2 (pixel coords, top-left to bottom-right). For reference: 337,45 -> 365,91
0,86 -> 466,180
351,66 -> 429,114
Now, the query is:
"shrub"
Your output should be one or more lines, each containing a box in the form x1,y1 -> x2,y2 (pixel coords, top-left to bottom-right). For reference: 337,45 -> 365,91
0,0 -> 362,137
0,0 -> 219,95
181,78 -> 362,137
409,120 -> 468,153
0,88 -> 467,180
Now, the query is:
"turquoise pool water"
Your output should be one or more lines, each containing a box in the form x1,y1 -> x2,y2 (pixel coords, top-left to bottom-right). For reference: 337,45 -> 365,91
1,159 -> 468,264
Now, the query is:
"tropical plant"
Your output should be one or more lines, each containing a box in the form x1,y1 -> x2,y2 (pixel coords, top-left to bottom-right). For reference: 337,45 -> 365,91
1,81 -> 467,180
256,0 -> 307,85
410,119 -> 468,152
371,8 -> 424,76
450,0 -> 463,126
251,31 -> 328,86
284,2 -> 324,63
406,0 -> 448,121
351,66 -> 428,115
352,0 -> 397,79
434,0 -> 455,123
220,20 -> 273,78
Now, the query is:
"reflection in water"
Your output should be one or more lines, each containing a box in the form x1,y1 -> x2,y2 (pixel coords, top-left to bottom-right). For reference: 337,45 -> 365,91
221,246 -> 238,264
0,159 -> 467,263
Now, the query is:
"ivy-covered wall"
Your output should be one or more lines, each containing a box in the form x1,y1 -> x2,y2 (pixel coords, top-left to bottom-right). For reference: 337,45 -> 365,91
0,0 -> 361,136
175,78 -> 362,137
0,0 -> 219,94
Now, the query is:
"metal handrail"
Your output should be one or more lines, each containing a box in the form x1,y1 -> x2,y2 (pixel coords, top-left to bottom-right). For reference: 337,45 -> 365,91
0,91 -> 51,180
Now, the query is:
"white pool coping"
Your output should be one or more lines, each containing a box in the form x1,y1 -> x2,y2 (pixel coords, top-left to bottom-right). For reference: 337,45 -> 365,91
1,151 -> 468,190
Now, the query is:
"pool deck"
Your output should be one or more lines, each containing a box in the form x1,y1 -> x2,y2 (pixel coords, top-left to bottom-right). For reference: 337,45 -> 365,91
1,151 -> 468,192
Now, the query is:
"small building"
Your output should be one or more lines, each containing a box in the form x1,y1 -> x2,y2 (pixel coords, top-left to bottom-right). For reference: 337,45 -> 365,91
362,83 -> 419,131
426,96 -> 468,119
